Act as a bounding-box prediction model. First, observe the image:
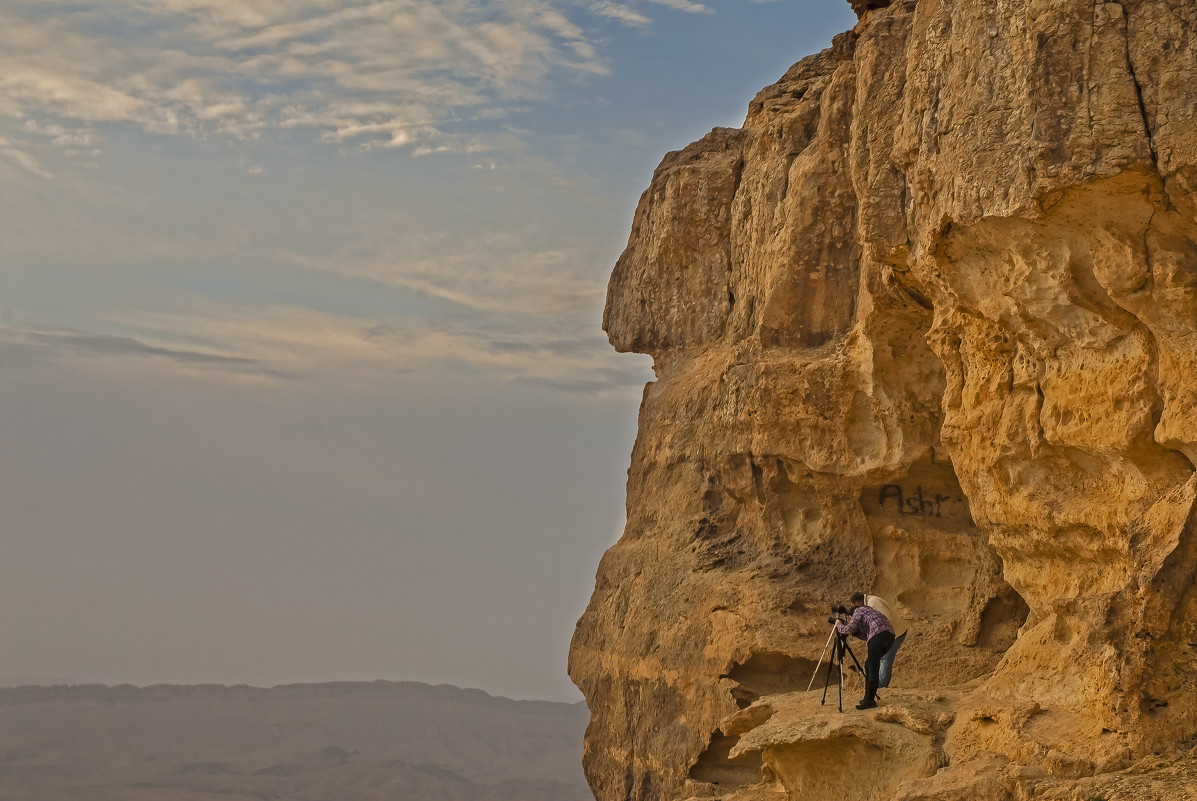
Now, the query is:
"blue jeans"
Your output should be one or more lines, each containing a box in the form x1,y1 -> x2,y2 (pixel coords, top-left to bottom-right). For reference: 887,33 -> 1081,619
865,631 -> 895,694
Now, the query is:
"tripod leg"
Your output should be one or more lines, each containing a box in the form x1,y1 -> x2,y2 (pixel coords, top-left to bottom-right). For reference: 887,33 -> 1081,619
843,641 -> 867,696
807,626 -> 837,692
837,638 -> 844,713
843,642 -> 866,675
820,639 -> 836,706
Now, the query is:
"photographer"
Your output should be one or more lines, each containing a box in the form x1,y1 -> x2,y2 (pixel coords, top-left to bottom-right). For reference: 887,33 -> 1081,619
835,592 -> 895,710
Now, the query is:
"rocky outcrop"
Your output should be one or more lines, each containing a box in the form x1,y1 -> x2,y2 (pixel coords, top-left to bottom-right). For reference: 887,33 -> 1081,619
569,1 -> 1197,800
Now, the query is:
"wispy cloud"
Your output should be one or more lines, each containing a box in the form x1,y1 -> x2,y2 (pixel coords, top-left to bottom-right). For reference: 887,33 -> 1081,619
515,369 -> 646,393
0,135 -> 51,177
645,0 -> 713,14
0,0 -> 677,394
0,325 -> 289,380
356,239 -> 608,318
590,1 -> 652,27
94,295 -> 649,394
0,0 -> 608,161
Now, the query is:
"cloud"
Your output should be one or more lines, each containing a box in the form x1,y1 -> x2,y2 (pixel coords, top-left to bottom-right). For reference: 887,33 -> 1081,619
110,304 -> 402,378
0,325 -> 290,379
80,285 -> 652,394
645,0 -> 713,13
0,135 -> 51,178
514,368 -> 646,393
0,2 -> 667,392
360,321 -> 648,394
200,224 -> 658,392
0,0 -> 608,161
368,245 -> 608,318
589,2 -> 651,28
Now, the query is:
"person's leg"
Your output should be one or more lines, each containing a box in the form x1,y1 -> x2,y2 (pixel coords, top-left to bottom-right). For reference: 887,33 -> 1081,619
878,631 -> 905,688
859,632 -> 894,709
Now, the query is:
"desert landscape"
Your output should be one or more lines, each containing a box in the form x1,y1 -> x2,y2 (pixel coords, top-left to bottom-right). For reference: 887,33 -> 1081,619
0,682 -> 590,801
4,0 -> 1196,798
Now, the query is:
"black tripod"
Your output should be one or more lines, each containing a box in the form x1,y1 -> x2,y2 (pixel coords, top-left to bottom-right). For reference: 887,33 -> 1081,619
819,628 -> 867,713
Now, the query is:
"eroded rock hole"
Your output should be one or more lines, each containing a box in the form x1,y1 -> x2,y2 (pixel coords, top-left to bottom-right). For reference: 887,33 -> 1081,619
1145,697 -> 1170,714
688,732 -> 763,786
749,457 -> 767,505
724,651 -> 826,708
976,586 -> 1031,650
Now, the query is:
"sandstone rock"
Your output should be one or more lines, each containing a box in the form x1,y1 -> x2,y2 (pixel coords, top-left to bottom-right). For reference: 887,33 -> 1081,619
569,1 -> 1197,799
847,0 -> 893,18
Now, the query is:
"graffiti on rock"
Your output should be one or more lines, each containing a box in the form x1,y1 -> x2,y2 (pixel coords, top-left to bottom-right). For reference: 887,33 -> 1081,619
876,484 -> 966,518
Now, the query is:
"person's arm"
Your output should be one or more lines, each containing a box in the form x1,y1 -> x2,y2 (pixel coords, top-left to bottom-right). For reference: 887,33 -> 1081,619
836,608 -> 865,638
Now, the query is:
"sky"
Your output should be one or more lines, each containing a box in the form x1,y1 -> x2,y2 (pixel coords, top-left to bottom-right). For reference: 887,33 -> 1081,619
0,0 -> 856,702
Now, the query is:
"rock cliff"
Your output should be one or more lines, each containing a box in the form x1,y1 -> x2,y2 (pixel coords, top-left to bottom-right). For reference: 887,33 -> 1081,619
569,1 -> 1197,799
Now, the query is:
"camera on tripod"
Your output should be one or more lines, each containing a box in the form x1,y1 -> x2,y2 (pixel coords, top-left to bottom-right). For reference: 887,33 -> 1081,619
826,602 -> 851,625
810,601 -> 867,712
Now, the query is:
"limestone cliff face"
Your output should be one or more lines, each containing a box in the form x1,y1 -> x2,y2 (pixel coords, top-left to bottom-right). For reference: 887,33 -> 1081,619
568,1 -> 1197,800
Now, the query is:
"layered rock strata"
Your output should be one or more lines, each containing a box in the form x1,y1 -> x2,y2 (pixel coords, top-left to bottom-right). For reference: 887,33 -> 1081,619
569,1 -> 1197,799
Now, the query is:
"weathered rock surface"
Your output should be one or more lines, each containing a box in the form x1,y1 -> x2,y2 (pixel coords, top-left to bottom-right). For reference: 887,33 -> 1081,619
569,1 -> 1197,799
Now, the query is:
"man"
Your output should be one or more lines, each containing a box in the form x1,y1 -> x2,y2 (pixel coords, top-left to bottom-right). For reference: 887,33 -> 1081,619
835,591 -> 895,710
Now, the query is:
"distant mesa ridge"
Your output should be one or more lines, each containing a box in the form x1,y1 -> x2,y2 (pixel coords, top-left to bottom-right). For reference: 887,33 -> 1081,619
0,678 -> 579,708
0,679 -> 591,801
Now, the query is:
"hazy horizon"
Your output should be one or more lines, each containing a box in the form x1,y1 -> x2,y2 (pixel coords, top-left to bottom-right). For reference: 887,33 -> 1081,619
0,0 -> 856,703
0,676 -> 588,707
0,679 -> 593,800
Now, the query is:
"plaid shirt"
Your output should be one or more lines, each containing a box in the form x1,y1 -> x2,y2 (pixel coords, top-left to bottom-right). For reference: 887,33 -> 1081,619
836,605 -> 894,641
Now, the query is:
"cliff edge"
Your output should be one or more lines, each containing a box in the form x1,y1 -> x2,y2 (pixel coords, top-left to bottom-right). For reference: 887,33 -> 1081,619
569,1 -> 1197,799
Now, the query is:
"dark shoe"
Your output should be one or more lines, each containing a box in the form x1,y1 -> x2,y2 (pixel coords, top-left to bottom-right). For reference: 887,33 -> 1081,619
856,699 -> 878,710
